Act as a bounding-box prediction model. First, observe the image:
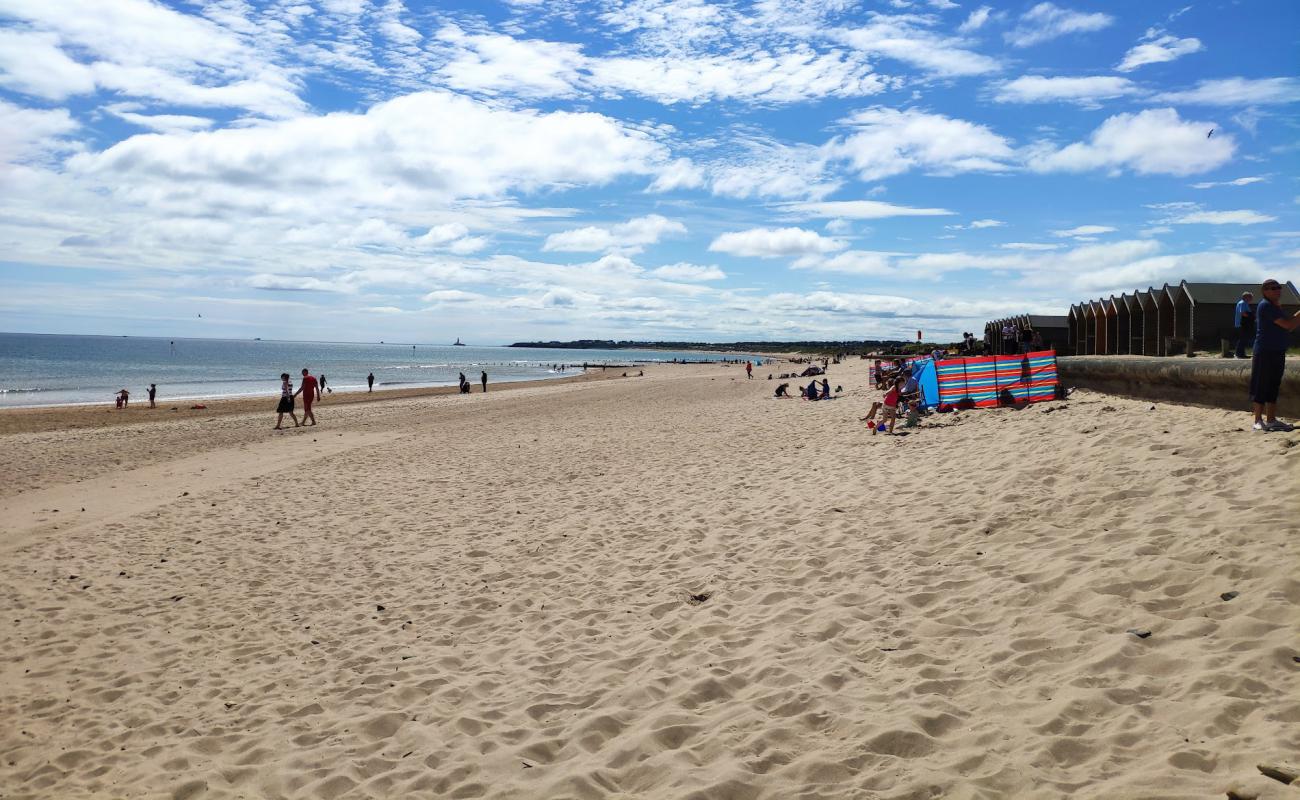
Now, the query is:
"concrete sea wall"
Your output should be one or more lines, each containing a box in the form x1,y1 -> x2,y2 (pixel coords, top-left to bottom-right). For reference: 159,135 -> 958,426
1058,355 -> 1300,417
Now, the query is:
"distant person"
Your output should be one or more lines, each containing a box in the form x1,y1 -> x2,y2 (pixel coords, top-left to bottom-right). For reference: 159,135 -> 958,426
746,361 -> 753,379
147,383 -> 156,408
319,374 -> 328,394
805,379 -> 820,401
1234,291 -> 1255,359
774,382 -> 790,397
367,372 -> 374,392
117,388 -> 129,408
275,373 -> 299,429
295,368 -> 319,426
481,370 -> 488,392
820,378 -> 831,399
1251,278 -> 1300,432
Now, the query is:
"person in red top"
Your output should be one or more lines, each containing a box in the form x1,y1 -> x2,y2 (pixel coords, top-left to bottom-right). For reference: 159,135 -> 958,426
295,368 -> 319,426
745,360 -> 753,379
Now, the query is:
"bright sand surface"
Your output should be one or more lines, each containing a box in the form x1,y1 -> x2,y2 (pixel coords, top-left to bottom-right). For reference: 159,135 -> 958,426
1,359 -> 1298,799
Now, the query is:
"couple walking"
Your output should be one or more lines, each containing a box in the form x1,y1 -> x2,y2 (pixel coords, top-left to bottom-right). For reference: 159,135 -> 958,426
275,368 -> 321,429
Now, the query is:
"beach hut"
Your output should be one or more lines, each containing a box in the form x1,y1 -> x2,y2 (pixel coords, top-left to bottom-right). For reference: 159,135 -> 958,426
1082,301 -> 1097,354
1120,293 -> 1143,354
1104,296 -> 1120,355
1155,284 -> 1177,356
1170,283 -> 1194,353
1136,288 -> 1160,355
1067,303 -> 1084,356
1020,314 -> 1071,354
1091,299 -> 1109,355
1174,281 -> 1300,354
1113,294 -> 1130,354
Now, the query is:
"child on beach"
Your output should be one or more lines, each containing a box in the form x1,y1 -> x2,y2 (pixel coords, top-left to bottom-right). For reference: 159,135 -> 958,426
861,377 -> 904,434
275,373 -> 299,429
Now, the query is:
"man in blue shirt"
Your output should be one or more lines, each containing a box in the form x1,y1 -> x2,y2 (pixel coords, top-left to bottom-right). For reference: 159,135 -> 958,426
1233,290 -> 1254,359
1250,279 -> 1300,432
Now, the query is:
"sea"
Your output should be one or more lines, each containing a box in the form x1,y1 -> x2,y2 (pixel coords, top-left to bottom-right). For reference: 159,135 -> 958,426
0,332 -> 757,408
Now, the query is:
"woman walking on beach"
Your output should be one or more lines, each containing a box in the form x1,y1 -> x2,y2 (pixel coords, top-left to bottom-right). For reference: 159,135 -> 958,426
275,373 -> 299,429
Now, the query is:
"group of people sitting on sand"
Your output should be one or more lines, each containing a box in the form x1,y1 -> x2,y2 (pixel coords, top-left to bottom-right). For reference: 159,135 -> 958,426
773,376 -> 842,400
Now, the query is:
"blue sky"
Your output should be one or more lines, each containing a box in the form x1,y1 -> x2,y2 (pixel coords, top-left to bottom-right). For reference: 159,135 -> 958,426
0,0 -> 1297,344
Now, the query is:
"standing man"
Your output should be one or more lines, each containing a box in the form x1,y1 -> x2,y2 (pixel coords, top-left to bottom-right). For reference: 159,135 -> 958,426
295,368 -> 320,426
1234,291 -> 1255,359
1250,279 -> 1300,432
745,361 -> 753,379
367,372 -> 375,392
480,370 -> 488,392
147,383 -> 157,408
319,374 -> 328,395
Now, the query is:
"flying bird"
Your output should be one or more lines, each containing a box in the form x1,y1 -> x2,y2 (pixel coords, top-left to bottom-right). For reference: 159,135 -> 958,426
1207,129 -> 1214,138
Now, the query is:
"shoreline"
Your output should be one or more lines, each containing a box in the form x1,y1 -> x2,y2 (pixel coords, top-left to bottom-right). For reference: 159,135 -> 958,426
0,368 -> 622,436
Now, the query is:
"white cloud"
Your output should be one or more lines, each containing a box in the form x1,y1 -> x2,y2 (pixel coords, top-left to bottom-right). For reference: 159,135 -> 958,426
1027,108 -> 1235,176
249,273 -> 347,292
792,250 -> 895,275
648,158 -> 706,192
1116,31 -> 1203,72
833,107 -> 1015,181
650,262 -> 726,281
780,199 -> 954,219
994,75 -> 1141,106
433,25 -> 586,99
1006,3 -> 1113,47
709,227 -> 844,258
423,289 -> 486,304
1168,210 -> 1277,225
958,7 -> 992,33
708,139 -> 837,200
1051,250 -> 1266,295
71,91 -> 671,207
1190,176 -> 1265,189
0,30 -> 96,99
1052,225 -> 1115,237
0,101 -> 80,164
0,0 -> 304,117
542,214 -> 686,253
432,23 -> 890,106
833,15 -> 1000,77
1000,242 -> 1060,250
590,48 -> 889,105
945,218 -> 1006,231
106,109 -> 215,134
1153,77 -> 1300,106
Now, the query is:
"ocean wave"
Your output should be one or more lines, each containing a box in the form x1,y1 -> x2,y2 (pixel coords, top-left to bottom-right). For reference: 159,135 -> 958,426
0,387 -> 47,394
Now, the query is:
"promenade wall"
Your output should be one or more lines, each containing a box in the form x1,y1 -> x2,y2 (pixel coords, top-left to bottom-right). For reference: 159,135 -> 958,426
1058,355 -> 1300,417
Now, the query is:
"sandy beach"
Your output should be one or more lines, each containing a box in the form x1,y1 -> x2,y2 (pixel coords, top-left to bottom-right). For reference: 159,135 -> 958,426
2,358 -> 1297,799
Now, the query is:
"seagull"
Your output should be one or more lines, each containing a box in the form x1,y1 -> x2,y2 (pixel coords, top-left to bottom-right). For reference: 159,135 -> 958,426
1207,128 -> 1214,138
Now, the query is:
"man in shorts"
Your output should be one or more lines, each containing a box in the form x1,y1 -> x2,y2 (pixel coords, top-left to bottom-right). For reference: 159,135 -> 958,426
295,368 -> 320,426
1250,278 -> 1300,432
